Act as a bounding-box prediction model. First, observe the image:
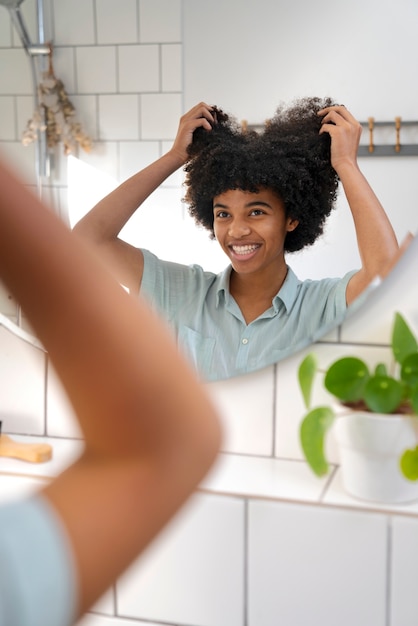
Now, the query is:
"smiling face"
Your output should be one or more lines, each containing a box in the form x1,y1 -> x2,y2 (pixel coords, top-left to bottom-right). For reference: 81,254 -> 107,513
213,188 -> 299,278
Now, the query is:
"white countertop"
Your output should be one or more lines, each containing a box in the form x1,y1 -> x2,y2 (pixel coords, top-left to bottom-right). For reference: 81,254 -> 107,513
2,434 -> 418,518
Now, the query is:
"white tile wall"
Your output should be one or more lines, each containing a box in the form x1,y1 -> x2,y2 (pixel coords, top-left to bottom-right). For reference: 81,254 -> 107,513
96,0 -> 138,45
76,47 -> 118,94
139,0 -> 181,43
0,49 -> 32,94
53,0 -> 95,46
0,322 -> 45,435
98,94 -> 139,140
248,499 -> 388,626
118,45 -> 160,93
390,515 -> 418,626
117,492 -> 245,626
206,365 -> 276,456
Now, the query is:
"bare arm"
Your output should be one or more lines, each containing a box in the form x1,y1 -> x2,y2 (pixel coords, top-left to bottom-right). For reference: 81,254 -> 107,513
319,105 -> 399,305
73,102 -> 215,293
0,157 -> 221,618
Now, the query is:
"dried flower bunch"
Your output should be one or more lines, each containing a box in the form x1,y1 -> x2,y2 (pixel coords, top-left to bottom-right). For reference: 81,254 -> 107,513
22,49 -> 92,156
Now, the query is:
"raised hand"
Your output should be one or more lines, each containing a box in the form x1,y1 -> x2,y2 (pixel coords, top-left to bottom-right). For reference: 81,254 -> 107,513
318,105 -> 362,173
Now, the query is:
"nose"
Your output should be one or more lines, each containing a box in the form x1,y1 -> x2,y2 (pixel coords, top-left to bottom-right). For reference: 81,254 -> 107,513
227,216 -> 251,238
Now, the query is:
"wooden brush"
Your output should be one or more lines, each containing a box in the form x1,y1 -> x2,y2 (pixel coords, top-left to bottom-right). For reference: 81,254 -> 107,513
0,421 -> 52,463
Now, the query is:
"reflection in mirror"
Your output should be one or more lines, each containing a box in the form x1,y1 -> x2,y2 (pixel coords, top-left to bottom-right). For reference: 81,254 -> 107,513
74,98 -> 399,382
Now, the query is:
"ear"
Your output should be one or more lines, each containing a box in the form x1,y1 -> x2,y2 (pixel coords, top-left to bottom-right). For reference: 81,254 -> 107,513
286,218 -> 299,232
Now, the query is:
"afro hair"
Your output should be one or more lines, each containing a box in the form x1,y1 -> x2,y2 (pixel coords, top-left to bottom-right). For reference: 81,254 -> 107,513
183,96 -> 339,253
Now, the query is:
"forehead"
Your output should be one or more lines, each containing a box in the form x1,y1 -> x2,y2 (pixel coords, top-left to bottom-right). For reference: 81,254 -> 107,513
213,187 -> 284,208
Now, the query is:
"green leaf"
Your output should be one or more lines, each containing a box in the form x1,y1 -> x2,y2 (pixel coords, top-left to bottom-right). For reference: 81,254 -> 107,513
324,357 -> 370,402
364,376 -> 404,413
401,353 -> 418,388
411,384 -> 418,415
374,363 -> 388,377
400,446 -> 418,481
298,353 -> 318,410
392,312 -> 418,365
300,406 -> 335,476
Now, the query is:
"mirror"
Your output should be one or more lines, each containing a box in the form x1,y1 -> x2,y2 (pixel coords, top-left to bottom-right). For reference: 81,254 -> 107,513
3,0 -> 418,383
169,0 -> 418,380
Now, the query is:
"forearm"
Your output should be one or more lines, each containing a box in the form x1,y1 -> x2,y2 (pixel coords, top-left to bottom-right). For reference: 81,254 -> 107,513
73,149 -> 184,243
0,158 -> 221,615
339,162 -> 398,277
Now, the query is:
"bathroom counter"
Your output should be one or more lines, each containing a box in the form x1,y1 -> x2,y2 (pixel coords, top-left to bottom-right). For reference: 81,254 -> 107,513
2,434 -> 418,518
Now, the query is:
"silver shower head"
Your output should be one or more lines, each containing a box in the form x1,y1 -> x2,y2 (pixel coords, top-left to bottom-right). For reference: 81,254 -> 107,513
0,0 -> 25,7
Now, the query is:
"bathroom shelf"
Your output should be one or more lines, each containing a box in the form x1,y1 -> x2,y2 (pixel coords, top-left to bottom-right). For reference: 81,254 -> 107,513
243,119 -> 418,157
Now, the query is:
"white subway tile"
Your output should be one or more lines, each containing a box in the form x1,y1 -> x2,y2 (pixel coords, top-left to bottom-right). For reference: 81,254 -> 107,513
0,12 -> 12,47
16,95 -> 34,138
118,45 -> 159,93
140,93 -> 182,139
0,96 -> 15,139
76,47 -> 117,95
0,141 -> 37,183
117,493 -> 245,626
118,140 -> 160,181
46,363 -> 82,439
0,323 -> 45,435
207,366 -> 275,455
70,94 -> 98,142
202,453 -> 330,502
52,47 -> 77,95
53,0 -> 95,46
96,0 -> 138,45
390,515 -> 418,626
139,0 -> 181,43
0,49 -> 31,95
162,43 -> 182,92
98,94 -> 139,140
248,500 -> 387,626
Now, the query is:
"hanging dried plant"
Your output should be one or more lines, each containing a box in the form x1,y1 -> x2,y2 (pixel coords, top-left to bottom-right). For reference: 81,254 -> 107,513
22,46 -> 93,155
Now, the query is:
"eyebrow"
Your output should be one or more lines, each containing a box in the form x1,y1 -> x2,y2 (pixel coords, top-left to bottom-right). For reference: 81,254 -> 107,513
213,200 -> 273,209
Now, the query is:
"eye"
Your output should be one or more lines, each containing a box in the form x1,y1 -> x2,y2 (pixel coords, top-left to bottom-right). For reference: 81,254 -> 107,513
215,210 -> 230,219
250,208 -> 265,216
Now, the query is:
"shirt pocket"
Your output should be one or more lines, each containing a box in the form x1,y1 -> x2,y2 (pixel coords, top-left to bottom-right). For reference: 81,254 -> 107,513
178,326 -> 216,378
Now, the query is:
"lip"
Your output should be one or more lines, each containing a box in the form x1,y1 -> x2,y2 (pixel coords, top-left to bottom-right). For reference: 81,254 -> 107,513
227,242 -> 261,261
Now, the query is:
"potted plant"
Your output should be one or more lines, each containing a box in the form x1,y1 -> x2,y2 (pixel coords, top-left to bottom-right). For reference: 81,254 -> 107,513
298,311 -> 418,503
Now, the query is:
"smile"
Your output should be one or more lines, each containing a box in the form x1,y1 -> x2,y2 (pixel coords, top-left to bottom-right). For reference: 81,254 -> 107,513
230,244 -> 260,256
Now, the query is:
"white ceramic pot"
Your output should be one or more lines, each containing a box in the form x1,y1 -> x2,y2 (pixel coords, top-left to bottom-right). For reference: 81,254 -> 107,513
334,411 -> 418,504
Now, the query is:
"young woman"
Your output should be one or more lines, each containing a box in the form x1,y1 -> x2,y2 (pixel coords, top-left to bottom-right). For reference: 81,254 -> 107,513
0,157 -> 221,626
74,98 -> 399,381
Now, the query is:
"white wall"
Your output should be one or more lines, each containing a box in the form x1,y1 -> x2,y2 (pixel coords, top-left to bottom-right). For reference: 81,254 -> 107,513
184,0 -> 418,280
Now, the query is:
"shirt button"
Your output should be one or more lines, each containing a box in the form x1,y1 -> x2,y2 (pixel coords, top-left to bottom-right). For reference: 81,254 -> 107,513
242,338 -> 249,345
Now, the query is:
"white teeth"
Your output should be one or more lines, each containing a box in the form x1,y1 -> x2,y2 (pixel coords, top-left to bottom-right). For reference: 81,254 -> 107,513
231,244 -> 259,255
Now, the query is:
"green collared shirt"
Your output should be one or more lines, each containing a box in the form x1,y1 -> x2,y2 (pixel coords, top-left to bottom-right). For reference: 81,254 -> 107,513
140,249 -> 355,381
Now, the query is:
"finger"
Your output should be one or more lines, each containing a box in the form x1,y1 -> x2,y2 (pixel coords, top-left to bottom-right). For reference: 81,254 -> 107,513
318,105 -> 357,126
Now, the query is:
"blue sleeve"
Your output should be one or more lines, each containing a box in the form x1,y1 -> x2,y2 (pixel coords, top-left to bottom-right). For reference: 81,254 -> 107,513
140,249 -> 216,324
0,495 -> 77,626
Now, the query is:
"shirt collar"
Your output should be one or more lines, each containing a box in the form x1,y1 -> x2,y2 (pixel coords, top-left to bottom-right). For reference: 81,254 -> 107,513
272,266 -> 301,313
215,265 -> 233,308
215,265 -> 301,312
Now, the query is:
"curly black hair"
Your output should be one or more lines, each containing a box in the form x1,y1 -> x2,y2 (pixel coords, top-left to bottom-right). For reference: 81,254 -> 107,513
183,97 -> 339,253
